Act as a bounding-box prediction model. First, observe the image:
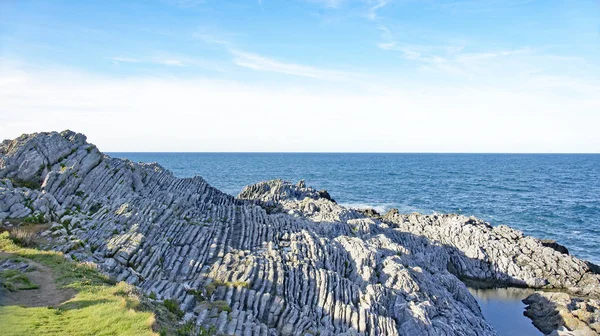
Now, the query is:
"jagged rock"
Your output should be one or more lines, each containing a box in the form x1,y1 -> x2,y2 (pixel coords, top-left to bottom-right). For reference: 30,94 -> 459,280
318,189 -> 335,203
1,131 -> 599,335
541,239 -> 570,255
356,208 -> 382,220
524,292 -> 600,335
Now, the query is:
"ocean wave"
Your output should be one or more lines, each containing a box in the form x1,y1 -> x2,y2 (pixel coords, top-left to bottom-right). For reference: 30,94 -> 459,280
341,202 -> 428,214
341,203 -> 394,214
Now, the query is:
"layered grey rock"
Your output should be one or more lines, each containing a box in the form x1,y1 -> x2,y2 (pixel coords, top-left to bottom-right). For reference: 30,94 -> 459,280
1,131 -> 598,335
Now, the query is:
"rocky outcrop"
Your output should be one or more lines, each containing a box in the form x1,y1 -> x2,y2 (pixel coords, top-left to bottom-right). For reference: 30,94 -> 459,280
1,131 -> 599,335
378,213 -> 599,298
524,292 -> 600,335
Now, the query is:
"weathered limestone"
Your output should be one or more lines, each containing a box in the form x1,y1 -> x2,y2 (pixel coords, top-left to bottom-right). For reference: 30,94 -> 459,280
1,131 -> 598,335
524,292 -> 600,336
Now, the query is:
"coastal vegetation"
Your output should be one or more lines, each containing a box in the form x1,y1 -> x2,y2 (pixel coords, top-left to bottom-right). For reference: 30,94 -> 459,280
0,229 -> 202,336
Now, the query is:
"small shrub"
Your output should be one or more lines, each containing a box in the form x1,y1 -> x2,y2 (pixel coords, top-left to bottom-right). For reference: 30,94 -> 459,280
10,178 -> 41,190
148,291 -> 157,300
209,300 -> 231,313
175,322 -> 195,336
228,281 -> 249,288
23,213 -> 46,224
204,280 -> 222,298
198,325 -> 217,336
8,228 -> 36,247
187,289 -> 205,302
163,299 -> 183,319
89,203 -> 102,215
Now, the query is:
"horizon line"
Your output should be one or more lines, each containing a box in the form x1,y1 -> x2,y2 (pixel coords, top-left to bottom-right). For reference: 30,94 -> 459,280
105,151 -> 600,155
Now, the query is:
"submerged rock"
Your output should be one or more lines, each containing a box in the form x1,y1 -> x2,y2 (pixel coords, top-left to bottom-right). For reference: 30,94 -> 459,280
0,130 -> 598,335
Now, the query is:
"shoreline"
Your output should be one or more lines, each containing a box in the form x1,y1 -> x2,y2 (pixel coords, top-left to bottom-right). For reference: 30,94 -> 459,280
1,131 -> 599,335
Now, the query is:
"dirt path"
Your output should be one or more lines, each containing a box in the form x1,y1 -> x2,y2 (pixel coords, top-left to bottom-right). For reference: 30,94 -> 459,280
0,252 -> 76,307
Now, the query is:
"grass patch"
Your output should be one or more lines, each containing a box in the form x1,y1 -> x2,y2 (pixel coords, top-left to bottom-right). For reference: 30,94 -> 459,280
88,203 -> 102,215
23,213 -> 46,224
163,299 -> 183,319
9,178 -> 41,190
0,270 -> 39,291
206,300 -> 231,313
6,228 -> 36,248
204,279 -> 250,298
0,232 -> 158,336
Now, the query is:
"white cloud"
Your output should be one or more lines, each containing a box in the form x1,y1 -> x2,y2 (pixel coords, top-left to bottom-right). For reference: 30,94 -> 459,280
434,0 -> 536,13
193,32 -> 354,80
107,54 -> 226,72
109,56 -> 185,67
375,26 -> 535,77
304,0 -> 391,16
304,0 -> 346,8
1,62 -> 598,153
230,49 -> 349,80
163,0 -> 205,8
108,57 -> 141,63
366,0 -> 390,20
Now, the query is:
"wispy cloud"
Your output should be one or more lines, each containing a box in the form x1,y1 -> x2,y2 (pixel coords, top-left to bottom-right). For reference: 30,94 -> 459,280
108,57 -> 141,63
376,25 -> 531,76
433,0 -> 536,13
107,54 -> 227,72
304,0 -> 392,18
366,0 -> 390,20
194,31 -> 353,80
304,0 -> 346,8
230,49 -> 348,80
109,56 -> 185,67
162,0 -> 205,8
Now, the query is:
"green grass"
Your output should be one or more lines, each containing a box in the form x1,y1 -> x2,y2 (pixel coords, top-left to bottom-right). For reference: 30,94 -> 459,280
204,279 -> 250,298
206,301 -> 231,313
0,231 -> 158,336
162,299 -> 183,319
0,270 -> 39,291
9,178 -> 41,190
22,213 -> 46,224
0,283 -> 157,336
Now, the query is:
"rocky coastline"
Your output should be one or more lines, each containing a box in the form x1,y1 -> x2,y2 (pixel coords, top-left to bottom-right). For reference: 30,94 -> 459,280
1,130 -> 598,335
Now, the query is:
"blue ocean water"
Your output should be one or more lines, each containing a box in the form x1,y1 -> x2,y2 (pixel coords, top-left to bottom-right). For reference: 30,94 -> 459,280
109,153 -> 600,264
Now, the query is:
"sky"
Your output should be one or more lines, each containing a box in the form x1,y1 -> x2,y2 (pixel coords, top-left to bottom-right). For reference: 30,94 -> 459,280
0,0 -> 599,152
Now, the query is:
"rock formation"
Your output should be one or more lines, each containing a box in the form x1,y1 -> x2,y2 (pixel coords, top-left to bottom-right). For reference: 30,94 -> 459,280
1,130 -> 599,335
524,292 -> 600,335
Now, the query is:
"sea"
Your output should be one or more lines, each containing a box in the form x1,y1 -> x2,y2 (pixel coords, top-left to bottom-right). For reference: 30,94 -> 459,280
110,153 -> 600,264
110,153 -> 600,335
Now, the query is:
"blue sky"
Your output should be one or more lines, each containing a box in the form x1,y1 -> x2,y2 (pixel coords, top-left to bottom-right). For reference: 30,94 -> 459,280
1,0 -> 599,152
